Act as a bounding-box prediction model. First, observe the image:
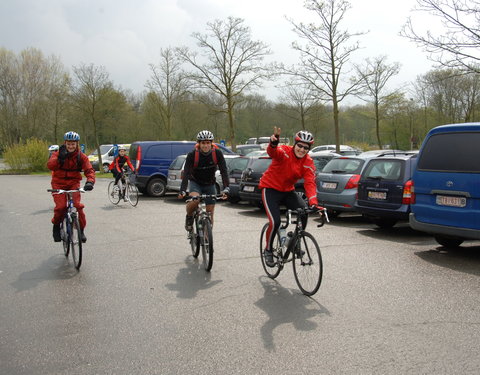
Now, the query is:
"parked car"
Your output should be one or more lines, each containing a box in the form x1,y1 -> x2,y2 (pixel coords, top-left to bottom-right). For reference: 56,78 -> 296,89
130,141 -> 234,197
355,152 -> 418,228
88,144 -> 131,172
409,123 -> 480,248
316,155 -> 375,216
166,153 -> 241,194
225,156 -> 250,203
310,144 -> 361,155
358,149 -> 405,158
236,144 -> 263,155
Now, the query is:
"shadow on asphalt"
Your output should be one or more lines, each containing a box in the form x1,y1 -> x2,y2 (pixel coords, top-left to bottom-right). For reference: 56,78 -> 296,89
254,276 -> 330,352
414,246 -> 480,276
10,255 -> 78,292
165,256 -> 222,299
356,224 -> 434,245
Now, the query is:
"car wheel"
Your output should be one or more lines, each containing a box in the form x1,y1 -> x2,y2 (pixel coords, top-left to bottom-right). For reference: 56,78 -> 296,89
434,235 -> 464,248
228,196 -> 240,204
146,178 -> 166,197
372,218 -> 397,228
327,209 -> 339,219
102,163 -> 110,173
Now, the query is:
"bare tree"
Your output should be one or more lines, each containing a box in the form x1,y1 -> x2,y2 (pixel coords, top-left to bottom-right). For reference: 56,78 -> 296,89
288,0 -> 366,153
354,56 -> 401,148
71,63 -> 112,165
177,17 -> 276,150
146,47 -> 189,139
401,0 -> 480,73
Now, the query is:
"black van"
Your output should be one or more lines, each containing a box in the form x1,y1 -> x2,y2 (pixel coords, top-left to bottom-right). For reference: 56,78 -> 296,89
129,141 -> 234,197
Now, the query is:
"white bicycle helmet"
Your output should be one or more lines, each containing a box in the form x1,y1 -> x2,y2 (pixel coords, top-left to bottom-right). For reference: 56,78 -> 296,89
48,145 -> 59,152
197,130 -> 214,141
64,131 -> 80,141
294,130 -> 314,145
118,146 -> 127,151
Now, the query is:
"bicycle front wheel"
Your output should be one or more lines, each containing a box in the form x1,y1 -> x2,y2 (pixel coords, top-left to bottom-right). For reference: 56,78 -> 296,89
190,217 -> 200,258
201,218 -> 213,271
292,232 -> 322,296
61,220 -> 70,257
70,215 -> 83,270
259,223 -> 282,279
108,181 -> 120,205
126,182 -> 139,207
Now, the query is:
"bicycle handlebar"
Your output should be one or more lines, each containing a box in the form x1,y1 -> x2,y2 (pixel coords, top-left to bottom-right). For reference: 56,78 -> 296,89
285,206 -> 329,228
47,188 -> 86,194
185,194 -> 225,202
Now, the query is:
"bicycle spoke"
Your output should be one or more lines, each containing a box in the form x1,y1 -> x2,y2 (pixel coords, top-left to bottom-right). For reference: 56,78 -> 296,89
70,216 -> 83,270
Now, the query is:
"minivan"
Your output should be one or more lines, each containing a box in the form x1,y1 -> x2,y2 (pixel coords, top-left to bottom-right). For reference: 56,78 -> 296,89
409,123 -> 480,247
129,141 -> 234,197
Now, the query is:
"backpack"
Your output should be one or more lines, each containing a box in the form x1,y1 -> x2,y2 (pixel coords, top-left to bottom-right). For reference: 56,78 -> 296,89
193,146 -> 218,168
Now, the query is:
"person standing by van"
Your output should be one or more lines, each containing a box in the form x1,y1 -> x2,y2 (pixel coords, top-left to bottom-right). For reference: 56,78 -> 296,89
178,130 -> 229,230
109,146 -> 134,199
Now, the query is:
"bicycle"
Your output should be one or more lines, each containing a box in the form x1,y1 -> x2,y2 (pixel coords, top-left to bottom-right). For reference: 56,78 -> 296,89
259,206 -> 328,296
108,169 -> 139,207
186,194 -> 224,272
47,188 -> 86,270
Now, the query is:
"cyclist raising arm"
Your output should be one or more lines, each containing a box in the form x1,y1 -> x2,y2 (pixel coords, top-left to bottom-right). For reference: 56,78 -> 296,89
178,130 -> 229,230
47,131 -> 95,243
259,127 -> 322,267
109,146 -> 134,198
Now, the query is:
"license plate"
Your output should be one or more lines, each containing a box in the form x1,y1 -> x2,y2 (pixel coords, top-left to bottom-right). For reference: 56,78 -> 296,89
436,195 -> 466,207
243,185 -> 255,192
168,174 -> 176,180
368,191 -> 387,200
229,177 -> 236,184
321,182 -> 337,190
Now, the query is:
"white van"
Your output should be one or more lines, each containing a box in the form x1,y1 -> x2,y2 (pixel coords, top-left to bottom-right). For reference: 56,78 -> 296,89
88,144 -> 130,172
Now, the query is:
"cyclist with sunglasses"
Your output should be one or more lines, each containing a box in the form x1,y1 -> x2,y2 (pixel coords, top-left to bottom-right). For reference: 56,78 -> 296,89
259,127 -> 322,267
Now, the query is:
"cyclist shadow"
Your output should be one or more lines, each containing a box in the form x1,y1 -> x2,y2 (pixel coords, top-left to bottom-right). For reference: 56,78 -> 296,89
11,255 -> 78,292
254,276 -> 330,352
165,256 -> 222,299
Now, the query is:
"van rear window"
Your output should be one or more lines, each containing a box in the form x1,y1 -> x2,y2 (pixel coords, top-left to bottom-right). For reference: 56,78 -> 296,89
417,132 -> 480,172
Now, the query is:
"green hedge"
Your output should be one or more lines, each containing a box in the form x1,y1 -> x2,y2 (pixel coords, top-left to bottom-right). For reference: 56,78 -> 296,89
4,138 -> 50,172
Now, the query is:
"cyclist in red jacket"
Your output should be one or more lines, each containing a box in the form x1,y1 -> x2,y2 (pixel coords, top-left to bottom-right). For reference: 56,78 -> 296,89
259,127 -> 322,267
109,146 -> 134,199
47,131 -> 95,243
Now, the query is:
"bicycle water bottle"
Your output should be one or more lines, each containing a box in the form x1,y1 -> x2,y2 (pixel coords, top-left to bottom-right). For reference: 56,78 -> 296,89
279,227 -> 287,247
284,231 -> 293,249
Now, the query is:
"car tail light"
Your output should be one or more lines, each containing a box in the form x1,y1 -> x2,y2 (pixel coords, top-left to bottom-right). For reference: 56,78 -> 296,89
135,145 -> 142,172
344,174 -> 360,189
409,180 -> 415,204
403,179 -> 413,204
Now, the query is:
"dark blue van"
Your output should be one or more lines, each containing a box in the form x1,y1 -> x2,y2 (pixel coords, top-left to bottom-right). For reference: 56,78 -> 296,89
409,123 -> 480,247
129,141 -> 234,197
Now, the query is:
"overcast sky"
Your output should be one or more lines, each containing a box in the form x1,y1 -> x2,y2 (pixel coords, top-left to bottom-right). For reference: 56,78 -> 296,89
0,0 -> 435,103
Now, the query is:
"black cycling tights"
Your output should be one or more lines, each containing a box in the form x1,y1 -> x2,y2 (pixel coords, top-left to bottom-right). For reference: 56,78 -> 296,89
261,188 -> 307,251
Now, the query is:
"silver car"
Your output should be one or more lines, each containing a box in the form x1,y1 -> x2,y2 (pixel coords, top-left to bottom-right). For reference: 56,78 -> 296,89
166,154 -> 241,194
316,155 -> 375,217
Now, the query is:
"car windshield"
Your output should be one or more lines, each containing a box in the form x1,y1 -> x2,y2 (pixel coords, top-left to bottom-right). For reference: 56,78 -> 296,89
363,160 -> 403,180
322,158 -> 364,174
169,155 -> 186,170
311,156 -> 333,172
228,157 -> 249,173
90,145 -> 112,156
248,158 -> 272,172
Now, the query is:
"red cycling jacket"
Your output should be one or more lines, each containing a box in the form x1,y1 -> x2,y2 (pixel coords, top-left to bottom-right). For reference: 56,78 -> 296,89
47,149 -> 96,186
259,143 -> 318,205
109,155 -> 134,173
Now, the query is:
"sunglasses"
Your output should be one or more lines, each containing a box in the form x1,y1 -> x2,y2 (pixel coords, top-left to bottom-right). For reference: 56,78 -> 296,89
296,143 -> 310,151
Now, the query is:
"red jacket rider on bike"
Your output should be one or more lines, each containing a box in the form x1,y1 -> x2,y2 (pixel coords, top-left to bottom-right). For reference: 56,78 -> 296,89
47,131 -> 95,243
259,127 -> 322,267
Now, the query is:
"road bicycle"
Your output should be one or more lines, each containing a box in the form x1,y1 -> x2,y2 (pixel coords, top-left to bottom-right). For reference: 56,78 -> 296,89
47,188 -> 86,270
260,206 -> 328,296
186,194 -> 224,272
108,169 -> 139,207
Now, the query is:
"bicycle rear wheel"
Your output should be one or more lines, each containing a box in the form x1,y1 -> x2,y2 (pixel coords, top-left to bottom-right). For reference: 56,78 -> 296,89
259,223 -> 282,278
108,181 -> 120,205
292,232 -> 322,296
201,218 -> 213,271
126,182 -> 139,207
190,216 -> 200,258
70,215 -> 83,270
61,220 -> 70,257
